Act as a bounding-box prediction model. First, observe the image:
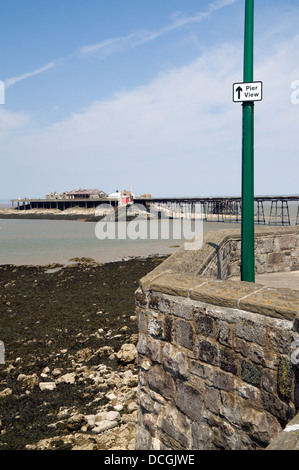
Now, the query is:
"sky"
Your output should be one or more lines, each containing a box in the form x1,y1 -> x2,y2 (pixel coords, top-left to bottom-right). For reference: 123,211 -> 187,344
0,0 -> 299,200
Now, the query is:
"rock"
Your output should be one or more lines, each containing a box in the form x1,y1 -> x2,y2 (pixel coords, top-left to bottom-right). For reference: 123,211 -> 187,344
106,411 -> 121,422
51,368 -> 62,377
56,373 -> 76,384
127,402 -> 138,413
92,421 -> 119,433
67,414 -> 88,431
116,344 -> 137,364
75,348 -> 93,363
123,374 -> 138,388
95,412 -> 107,424
39,382 -> 56,391
84,415 -> 96,428
72,442 -> 96,451
0,388 -> 12,399
114,404 -> 123,412
106,392 -> 117,401
20,374 -> 39,390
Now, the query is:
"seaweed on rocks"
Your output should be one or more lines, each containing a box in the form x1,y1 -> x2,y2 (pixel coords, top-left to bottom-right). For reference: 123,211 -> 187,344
0,255 -> 167,450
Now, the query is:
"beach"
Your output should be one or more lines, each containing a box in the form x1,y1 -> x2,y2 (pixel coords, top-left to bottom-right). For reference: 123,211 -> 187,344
0,213 -> 241,450
0,255 -> 167,450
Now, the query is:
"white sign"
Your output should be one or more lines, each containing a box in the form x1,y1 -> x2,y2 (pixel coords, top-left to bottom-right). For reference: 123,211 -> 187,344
233,81 -> 263,102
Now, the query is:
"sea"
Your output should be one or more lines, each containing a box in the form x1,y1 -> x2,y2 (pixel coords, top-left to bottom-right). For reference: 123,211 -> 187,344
0,201 -> 297,266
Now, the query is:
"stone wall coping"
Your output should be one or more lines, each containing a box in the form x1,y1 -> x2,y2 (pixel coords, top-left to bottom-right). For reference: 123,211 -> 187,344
140,271 -> 299,321
139,226 -> 299,322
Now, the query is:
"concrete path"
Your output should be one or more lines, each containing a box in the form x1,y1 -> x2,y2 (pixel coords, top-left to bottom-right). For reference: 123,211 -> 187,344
231,271 -> 299,291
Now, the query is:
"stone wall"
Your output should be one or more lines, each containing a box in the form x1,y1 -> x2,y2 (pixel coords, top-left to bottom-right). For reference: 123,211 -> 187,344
138,226 -> 299,283
203,226 -> 299,279
135,227 -> 299,450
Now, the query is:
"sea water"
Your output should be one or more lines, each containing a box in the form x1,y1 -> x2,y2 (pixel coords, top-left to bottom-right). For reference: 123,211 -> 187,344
0,201 -> 297,266
0,218 -> 240,266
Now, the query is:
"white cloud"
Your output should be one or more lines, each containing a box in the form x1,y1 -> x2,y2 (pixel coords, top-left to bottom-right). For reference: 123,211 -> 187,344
5,61 -> 58,89
0,42 -> 243,197
3,0 -> 239,92
0,108 -> 30,137
2,5 -> 299,198
77,0 -> 240,58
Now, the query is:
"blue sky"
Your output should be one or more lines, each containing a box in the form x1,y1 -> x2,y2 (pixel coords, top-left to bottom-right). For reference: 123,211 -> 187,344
1,0 -> 299,199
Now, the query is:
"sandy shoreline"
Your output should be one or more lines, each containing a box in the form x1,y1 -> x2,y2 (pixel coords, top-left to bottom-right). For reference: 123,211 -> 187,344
0,208 -> 103,222
0,255 -> 167,450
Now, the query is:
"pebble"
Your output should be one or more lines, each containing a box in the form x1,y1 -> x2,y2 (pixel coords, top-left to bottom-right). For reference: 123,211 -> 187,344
92,421 -> 119,433
39,382 -> 56,391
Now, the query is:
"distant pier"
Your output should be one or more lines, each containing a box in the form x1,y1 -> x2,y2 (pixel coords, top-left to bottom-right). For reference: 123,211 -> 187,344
11,195 -> 299,226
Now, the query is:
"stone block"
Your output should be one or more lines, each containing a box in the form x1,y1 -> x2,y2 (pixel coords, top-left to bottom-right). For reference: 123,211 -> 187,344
190,280 -> 262,310
216,321 -> 232,347
236,317 -> 265,345
234,337 -> 250,358
148,294 -> 160,310
147,273 -> 204,297
278,235 -> 295,251
159,405 -> 191,449
147,338 -> 162,363
198,338 -> 219,366
176,319 -> 194,350
277,357 -> 293,400
172,297 -> 193,320
135,290 -> 148,307
262,369 -> 276,394
190,360 -> 214,383
163,343 -> 189,378
138,310 -> 147,333
240,287 -> 299,321
241,361 -> 261,387
148,318 -> 163,339
220,347 -> 239,376
136,425 -> 153,450
205,385 -> 221,414
164,315 -> 174,343
250,344 -> 265,366
137,333 -> 147,355
148,365 -> 176,400
268,252 -> 284,266
139,391 -> 155,413
261,391 -> 293,426
256,238 -> 274,254
195,313 -> 214,337
234,380 -> 259,401
191,422 -> 212,450
213,370 -> 232,392
242,408 -> 281,446
176,381 -> 204,423
219,391 -> 243,426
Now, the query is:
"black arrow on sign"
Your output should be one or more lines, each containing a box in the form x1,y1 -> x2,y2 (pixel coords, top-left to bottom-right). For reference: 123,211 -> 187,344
236,86 -> 243,100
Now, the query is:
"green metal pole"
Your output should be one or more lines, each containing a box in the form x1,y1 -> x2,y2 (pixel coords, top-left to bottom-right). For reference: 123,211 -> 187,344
241,0 -> 255,282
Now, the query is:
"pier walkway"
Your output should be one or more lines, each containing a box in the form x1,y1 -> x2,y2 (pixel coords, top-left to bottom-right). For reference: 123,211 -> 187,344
231,271 -> 299,291
11,194 -> 299,226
